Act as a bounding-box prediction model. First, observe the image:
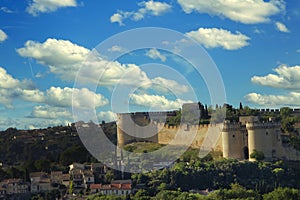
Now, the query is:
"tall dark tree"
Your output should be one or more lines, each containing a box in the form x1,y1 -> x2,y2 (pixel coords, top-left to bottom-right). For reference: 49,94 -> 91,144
239,102 -> 243,110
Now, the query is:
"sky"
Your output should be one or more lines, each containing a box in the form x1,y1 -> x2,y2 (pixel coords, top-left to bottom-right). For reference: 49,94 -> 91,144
0,0 -> 299,130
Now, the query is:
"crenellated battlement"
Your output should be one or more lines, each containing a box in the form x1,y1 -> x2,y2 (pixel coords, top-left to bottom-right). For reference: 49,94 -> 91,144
245,122 -> 281,130
222,122 -> 246,132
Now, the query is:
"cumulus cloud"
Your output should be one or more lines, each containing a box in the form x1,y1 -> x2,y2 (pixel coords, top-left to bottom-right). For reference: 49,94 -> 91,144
30,105 -> 71,119
275,21 -> 290,33
98,111 -> 117,122
186,28 -> 250,50
177,0 -> 285,24
46,87 -> 108,108
245,92 -> 300,107
0,68 -> 20,88
17,38 -> 189,94
246,65 -> 300,107
0,29 -> 8,42
110,0 -> 171,25
110,12 -> 128,26
0,67 -> 44,108
17,38 -> 89,81
150,77 -> 189,94
26,0 -> 77,16
0,66 -> 108,110
146,48 -> 166,62
251,65 -> 300,90
16,38 -> 150,85
129,93 -> 192,110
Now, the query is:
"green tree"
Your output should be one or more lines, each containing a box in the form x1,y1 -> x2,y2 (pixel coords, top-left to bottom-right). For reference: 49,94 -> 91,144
35,159 -> 51,172
69,181 -> 73,195
272,168 -> 284,188
104,170 -> 114,183
280,107 -> 295,133
250,150 -> 265,161
263,187 -> 300,200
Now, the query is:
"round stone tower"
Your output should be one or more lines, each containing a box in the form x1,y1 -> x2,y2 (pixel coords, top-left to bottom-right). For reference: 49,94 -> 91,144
117,113 -> 135,148
222,121 -> 248,160
117,113 -> 159,148
246,121 -> 280,161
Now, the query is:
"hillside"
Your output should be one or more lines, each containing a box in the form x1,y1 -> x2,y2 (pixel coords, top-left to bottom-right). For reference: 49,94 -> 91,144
0,122 -> 117,167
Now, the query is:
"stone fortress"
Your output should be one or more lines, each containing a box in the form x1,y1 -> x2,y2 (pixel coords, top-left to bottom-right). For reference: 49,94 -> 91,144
116,104 -> 300,161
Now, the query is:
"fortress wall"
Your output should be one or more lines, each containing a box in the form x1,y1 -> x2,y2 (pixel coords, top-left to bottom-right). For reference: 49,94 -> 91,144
157,124 -> 223,151
272,133 -> 300,161
275,143 -> 298,160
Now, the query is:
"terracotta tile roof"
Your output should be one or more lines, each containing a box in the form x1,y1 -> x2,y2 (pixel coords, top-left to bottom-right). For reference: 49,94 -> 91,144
99,183 -> 132,190
90,184 -> 101,190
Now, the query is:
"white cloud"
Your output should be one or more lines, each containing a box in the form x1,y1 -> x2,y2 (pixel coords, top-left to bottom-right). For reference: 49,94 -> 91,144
253,28 -> 264,34
17,38 -> 89,81
0,66 -> 108,109
247,65 -> 300,107
110,0 -> 171,25
0,67 -> 44,108
17,38 -> 188,94
245,92 -> 300,107
26,0 -> 77,16
46,87 -> 108,108
0,68 -> 20,88
0,29 -> 7,42
0,7 -> 13,13
297,50 -> 300,53
110,13 -> 126,26
20,89 -> 45,103
78,58 -> 151,86
177,0 -> 285,24
251,65 -> 300,90
275,21 -> 290,33
16,39 -> 149,85
146,48 -> 166,62
108,45 -> 126,53
142,0 -> 172,16
186,27 -> 250,50
129,93 -> 192,110
98,111 -> 117,122
30,105 -> 71,119
151,77 -> 189,94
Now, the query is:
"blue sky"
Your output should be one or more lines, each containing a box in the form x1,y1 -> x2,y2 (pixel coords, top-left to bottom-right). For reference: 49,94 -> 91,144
0,0 -> 299,130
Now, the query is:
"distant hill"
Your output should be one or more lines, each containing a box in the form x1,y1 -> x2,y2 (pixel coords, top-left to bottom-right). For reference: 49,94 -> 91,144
0,122 -> 117,166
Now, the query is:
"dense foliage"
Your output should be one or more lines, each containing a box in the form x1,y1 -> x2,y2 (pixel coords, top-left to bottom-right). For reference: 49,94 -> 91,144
87,186 -> 300,200
131,159 -> 300,195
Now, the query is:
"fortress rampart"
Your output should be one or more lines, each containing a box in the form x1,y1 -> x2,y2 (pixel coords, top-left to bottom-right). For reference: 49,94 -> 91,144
116,112 -> 300,161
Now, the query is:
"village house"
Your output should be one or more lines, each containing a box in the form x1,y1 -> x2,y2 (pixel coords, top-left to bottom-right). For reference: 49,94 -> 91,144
91,162 -> 107,182
90,180 -> 132,196
83,170 -> 94,189
62,174 -> 70,188
71,170 -> 84,189
0,178 -> 29,195
50,171 -> 63,184
30,172 -> 51,193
